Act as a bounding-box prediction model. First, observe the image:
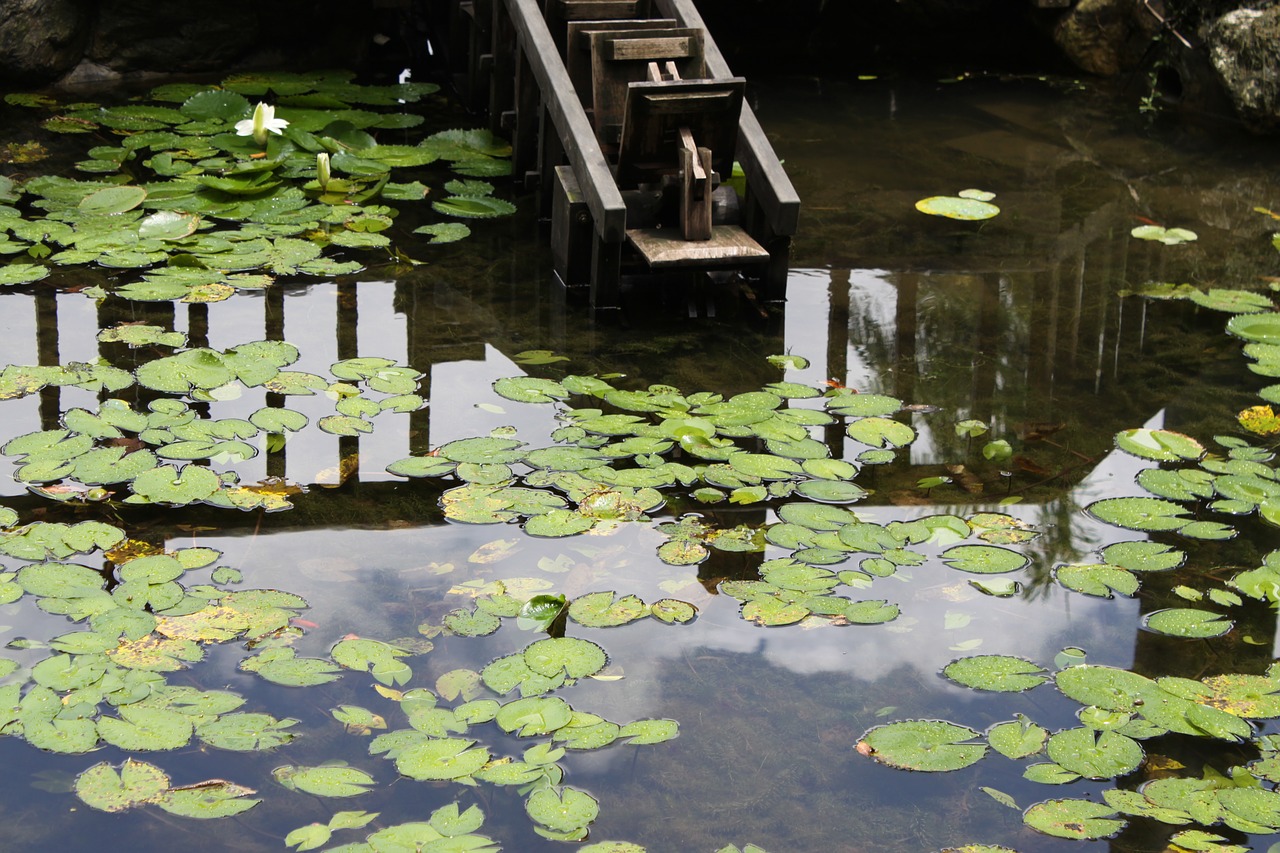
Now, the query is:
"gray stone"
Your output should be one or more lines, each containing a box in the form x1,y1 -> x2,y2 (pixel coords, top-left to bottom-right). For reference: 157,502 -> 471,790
1207,6 -> 1280,131
0,0 -> 90,85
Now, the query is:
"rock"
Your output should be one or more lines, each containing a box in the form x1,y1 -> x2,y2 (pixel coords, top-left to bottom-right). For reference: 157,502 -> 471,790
1206,6 -> 1280,132
0,0 -> 90,85
1051,0 -> 1160,76
87,0 -> 267,73
57,60 -> 122,92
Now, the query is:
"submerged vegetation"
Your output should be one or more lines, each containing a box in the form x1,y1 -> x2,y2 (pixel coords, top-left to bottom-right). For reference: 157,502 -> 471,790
0,70 -> 1278,852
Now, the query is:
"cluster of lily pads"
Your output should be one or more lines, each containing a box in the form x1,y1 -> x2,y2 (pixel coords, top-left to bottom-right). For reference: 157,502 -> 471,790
0,70 -> 517,294
0,507 -> 688,848
853,260 -> 1280,847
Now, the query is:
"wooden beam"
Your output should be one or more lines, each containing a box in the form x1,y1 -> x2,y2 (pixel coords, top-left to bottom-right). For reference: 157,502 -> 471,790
503,0 -> 627,243
652,0 -> 800,237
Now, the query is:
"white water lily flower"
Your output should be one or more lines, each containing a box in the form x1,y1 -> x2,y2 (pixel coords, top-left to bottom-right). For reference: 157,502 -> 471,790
235,102 -> 289,146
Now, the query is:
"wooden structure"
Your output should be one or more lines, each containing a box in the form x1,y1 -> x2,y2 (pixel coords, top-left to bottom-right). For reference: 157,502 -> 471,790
436,0 -> 800,312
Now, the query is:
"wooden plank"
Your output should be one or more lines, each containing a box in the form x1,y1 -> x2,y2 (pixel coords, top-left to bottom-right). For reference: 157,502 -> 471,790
504,0 -> 627,243
627,225 -> 769,267
589,27 -> 704,141
566,19 -> 676,105
616,78 -> 743,187
603,36 -> 693,61
557,0 -> 640,19
652,0 -> 799,237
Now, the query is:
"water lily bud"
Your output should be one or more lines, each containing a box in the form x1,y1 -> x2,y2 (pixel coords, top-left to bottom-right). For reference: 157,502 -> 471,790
317,152 -> 331,191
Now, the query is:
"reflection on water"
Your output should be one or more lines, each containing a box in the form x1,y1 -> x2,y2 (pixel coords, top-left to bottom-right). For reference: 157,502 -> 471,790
2,75 -> 1280,851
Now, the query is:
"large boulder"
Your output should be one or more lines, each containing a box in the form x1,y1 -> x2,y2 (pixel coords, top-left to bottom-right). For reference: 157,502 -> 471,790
0,0 -> 90,85
1206,6 -> 1280,131
1051,0 -> 1160,76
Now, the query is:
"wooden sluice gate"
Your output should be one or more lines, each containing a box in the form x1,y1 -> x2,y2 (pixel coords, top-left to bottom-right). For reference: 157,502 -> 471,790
436,0 -> 800,312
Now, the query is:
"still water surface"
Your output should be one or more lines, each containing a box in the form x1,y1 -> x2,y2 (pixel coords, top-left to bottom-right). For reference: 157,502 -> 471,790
0,74 -> 1278,851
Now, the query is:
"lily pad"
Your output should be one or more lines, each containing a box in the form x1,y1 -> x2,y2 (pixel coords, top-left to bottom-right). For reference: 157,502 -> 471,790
1023,798 -> 1125,840
1087,497 -> 1190,531
1142,608 -> 1233,638
915,195 -> 1000,220
940,544 -> 1029,574
858,719 -> 986,771
943,655 -> 1048,692
1115,428 -> 1205,462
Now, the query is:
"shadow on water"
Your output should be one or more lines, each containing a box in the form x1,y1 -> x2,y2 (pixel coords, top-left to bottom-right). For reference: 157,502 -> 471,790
1,71 -> 1280,851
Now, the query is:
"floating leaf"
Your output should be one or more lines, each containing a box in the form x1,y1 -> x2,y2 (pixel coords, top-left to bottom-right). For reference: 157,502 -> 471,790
526,786 -> 599,834
1131,225 -> 1197,245
1087,497 -> 1190,531
858,720 -> 986,771
1143,608 -> 1233,638
75,759 -> 170,812
940,544 -> 1028,574
943,655 -> 1048,692
273,764 -> 376,798
1115,428 -> 1204,462
1045,727 -> 1143,779
915,195 -> 1000,220
431,196 -> 516,219
1023,798 -> 1125,840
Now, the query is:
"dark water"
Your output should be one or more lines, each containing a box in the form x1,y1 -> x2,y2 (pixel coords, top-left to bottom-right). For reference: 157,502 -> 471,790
1,73 -> 1279,852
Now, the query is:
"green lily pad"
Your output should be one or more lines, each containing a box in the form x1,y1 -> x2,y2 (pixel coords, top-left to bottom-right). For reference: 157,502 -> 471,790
128,464 -> 221,506
1189,288 -> 1274,313
1045,727 -> 1143,779
496,696 -> 573,736
986,717 -> 1048,759
80,185 -> 147,215
1053,563 -> 1139,598
526,786 -> 599,834
1115,428 -> 1205,462
524,637 -> 607,678
1227,312 -> 1280,344
0,263 -> 50,286
1087,497 -> 1190,531
1100,540 -> 1184,572
846,416 -> 916,448
568,591 -> 647,627
414,222 -> 471,243
940,544 -> 1029,574
273,764 -> 376,797
1023,798 -> 1125,840
1131,225 -> 1197,244
493,376 -> 567,404
396,737 -> 491,781
197,712 -> 297,751
431,196 -> 516,218
74,759 -> 170,812
858,719 -> 986,771
915,195 -> 1000,220
827,393 -> 903,417
1142,608 -> 1233,638
942,655 -> 1048,692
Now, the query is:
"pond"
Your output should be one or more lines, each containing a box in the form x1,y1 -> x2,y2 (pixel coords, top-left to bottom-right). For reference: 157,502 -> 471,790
0,67 -> 1279,853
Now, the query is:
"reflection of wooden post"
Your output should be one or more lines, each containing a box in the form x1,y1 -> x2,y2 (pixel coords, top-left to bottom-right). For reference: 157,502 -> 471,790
186,303 -> 209,351
336,282 -> 359,480
894,272 -> 918,407
1027,265 -> 1059,398
825,269 -> 850,458
398,279 -> 432,458
265,285 -> 286,481
35,289 -> 59,430
970,273 -> 1000,426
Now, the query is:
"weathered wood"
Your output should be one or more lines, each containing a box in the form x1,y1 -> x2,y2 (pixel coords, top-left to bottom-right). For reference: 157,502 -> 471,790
602,35 -> 692,61
627,225 -> 769,267
551,166 -> 593,286
504,0 -> 627,243
678,140 -> 712,240
589,27 -> 704,142
652,0 -> 799,237
566,19 -> 676,107
557,0 -> 642,20
615,78 -> 743,187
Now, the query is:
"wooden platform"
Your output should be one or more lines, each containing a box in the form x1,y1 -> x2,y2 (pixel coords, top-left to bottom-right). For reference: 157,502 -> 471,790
627,224 -> 769,267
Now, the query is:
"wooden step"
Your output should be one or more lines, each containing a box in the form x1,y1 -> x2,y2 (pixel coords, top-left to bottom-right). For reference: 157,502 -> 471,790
626,224 -> 769,267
